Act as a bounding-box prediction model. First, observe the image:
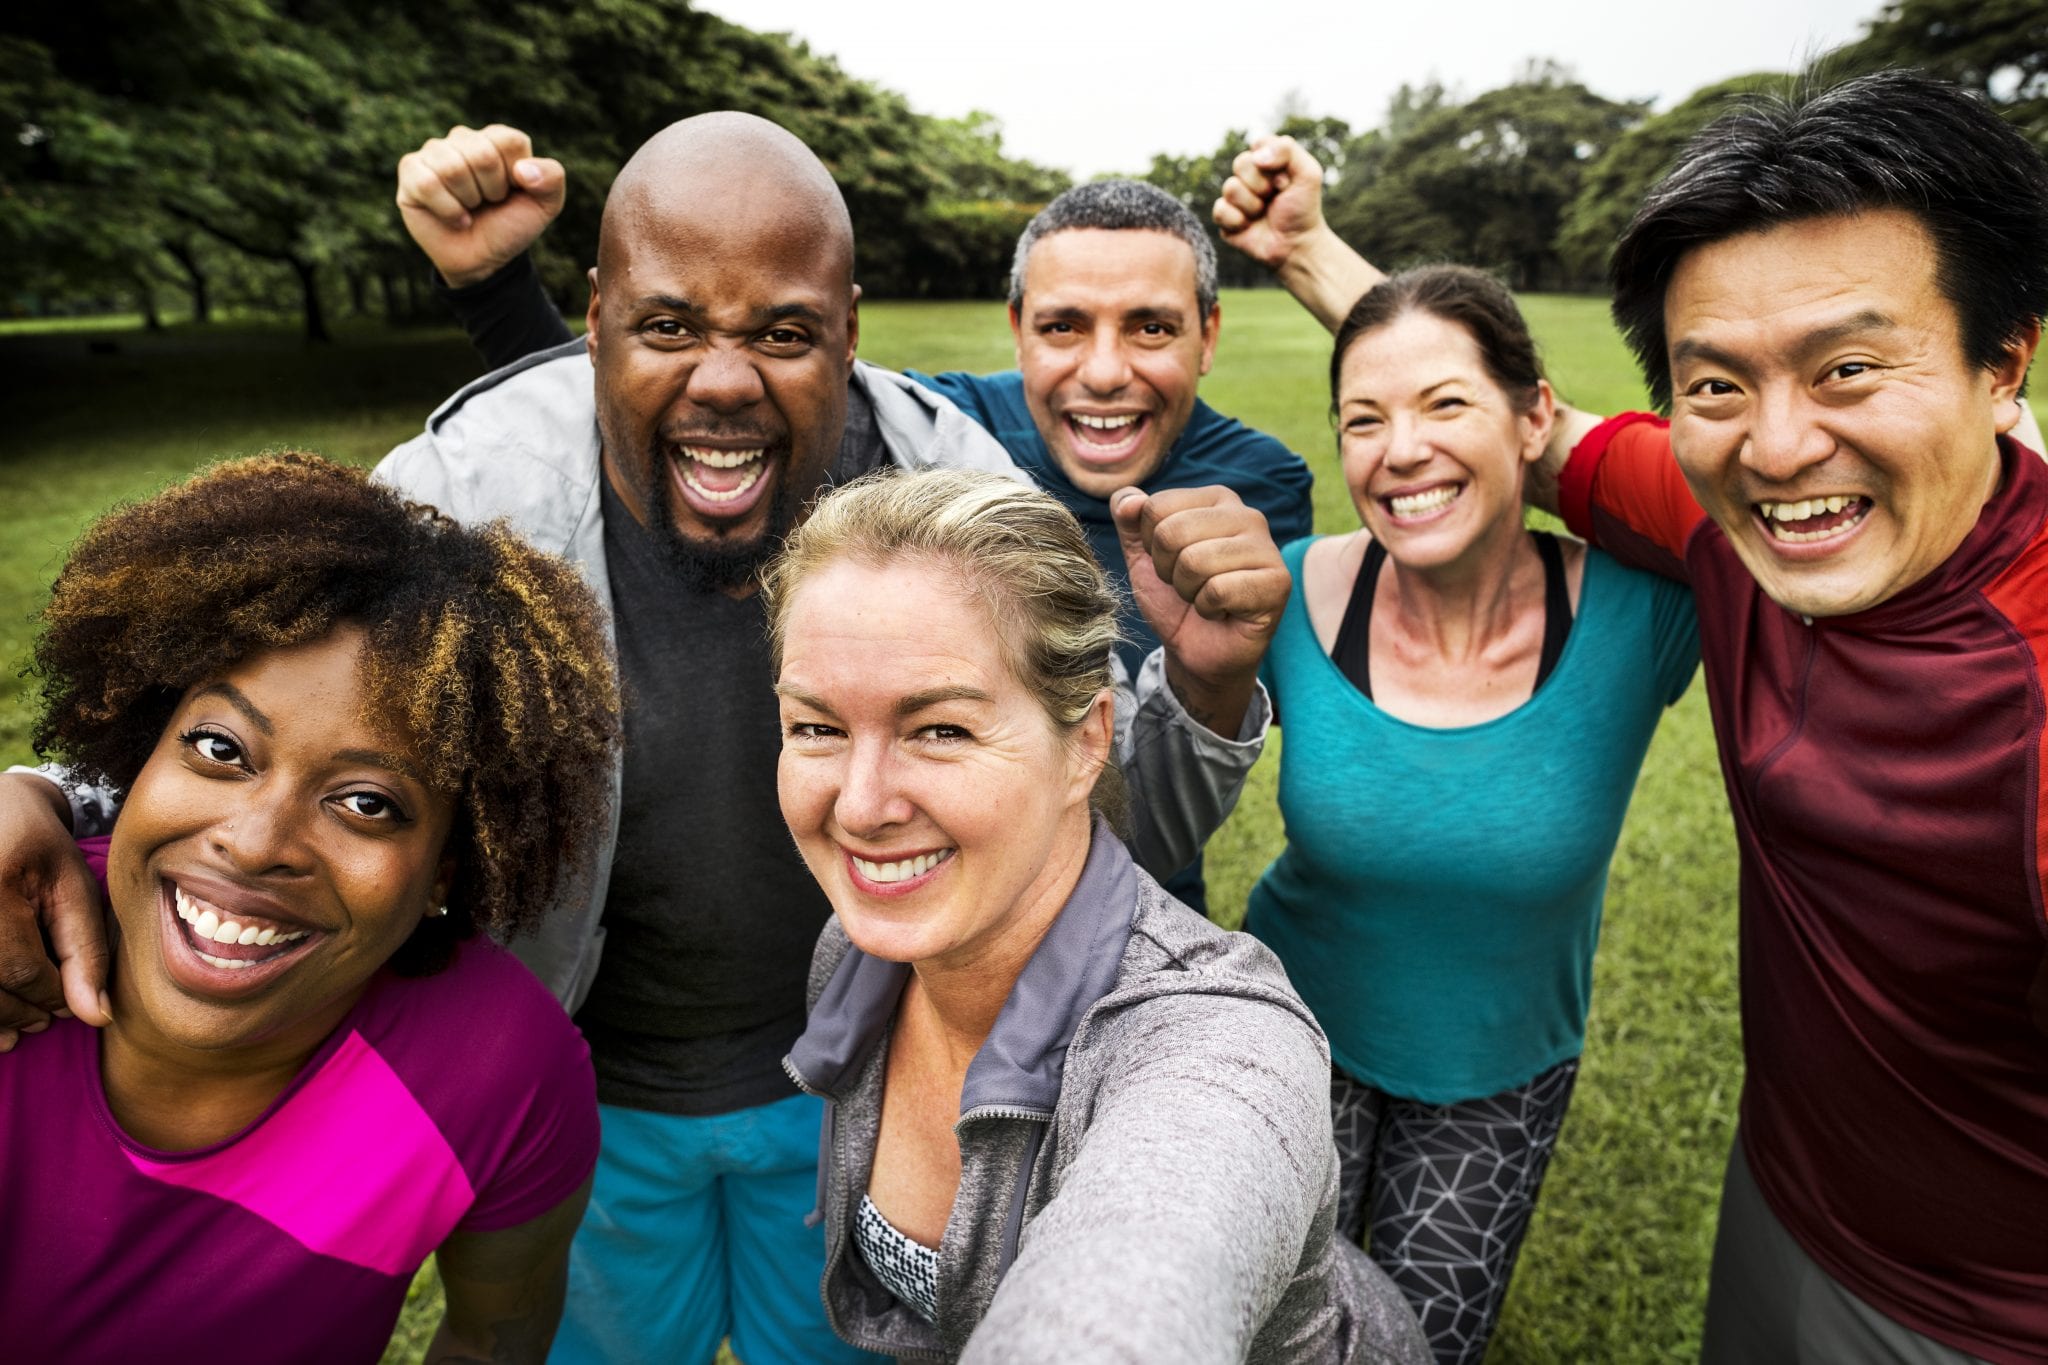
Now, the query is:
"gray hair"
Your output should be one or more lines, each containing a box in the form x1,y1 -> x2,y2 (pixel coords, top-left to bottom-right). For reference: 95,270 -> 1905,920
1008,180 -> 1219,317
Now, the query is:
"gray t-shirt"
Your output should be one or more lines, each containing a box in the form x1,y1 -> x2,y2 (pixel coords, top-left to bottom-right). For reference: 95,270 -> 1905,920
576,385 -> 888,1114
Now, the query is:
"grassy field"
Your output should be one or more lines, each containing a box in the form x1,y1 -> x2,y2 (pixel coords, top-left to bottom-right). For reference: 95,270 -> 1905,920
3,295 -> 2030,1362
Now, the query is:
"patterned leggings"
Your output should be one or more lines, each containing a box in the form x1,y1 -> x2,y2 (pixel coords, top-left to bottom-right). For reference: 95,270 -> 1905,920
1330,1058 -> 1580,1365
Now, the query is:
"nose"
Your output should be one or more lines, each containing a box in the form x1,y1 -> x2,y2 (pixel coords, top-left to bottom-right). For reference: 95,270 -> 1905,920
208,793 -> 310,879
684,345 -> 766,413
1741,383 -> 1834,485
1382,411 -> 1430,472
1076,326 -> 1132,395
833,736 -> 917,838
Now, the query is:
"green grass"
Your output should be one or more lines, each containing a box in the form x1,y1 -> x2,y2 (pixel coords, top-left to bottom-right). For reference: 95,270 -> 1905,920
5,295 -> 2037,1364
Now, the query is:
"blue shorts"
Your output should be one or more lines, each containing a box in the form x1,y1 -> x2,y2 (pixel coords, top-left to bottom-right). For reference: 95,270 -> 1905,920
549,1092 -> 881,1365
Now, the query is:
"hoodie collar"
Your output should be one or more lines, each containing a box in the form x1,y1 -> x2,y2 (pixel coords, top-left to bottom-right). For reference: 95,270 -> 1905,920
784,817 -> 1138,1118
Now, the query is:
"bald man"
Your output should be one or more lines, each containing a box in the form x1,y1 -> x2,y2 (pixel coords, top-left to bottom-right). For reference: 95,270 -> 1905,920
0,114 -> 1290,1363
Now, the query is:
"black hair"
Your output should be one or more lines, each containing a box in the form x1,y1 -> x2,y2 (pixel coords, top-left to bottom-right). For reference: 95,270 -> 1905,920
1009,180 -> 1218,316
1611,69 -> 2048,411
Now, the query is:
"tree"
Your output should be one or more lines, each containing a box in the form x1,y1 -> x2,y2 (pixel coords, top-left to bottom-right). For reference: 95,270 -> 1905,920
1833,0 -> 2048,148
1555,72 -> 1784,284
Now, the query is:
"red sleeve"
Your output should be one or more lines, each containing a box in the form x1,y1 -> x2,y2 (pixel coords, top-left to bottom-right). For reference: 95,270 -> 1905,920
1559,412 -> 1708,583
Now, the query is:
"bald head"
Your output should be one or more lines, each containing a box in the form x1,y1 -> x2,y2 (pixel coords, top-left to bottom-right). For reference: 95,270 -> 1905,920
599,111 -> 854,285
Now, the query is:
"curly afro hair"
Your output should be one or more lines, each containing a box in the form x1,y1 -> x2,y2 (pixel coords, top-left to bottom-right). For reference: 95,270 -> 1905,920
31,451 -> 620,974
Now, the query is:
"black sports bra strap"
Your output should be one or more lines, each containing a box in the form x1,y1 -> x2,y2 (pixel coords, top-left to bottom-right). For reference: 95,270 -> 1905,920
1533,531 -> 1573,691
1331,538 -> 1387,700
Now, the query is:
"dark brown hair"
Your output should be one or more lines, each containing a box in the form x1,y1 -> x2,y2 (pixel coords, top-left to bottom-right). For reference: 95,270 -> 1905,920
31,452 -> 621,974
1330,264 -> 1545,415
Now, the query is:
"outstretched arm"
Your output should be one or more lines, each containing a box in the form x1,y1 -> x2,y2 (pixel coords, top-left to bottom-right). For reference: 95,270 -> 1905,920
425,1177 -> 592,1365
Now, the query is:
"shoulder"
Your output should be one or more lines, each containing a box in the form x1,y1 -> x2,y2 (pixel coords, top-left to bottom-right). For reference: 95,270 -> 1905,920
360,939 -> 591,1092
1094,874 -> 1328,1056
854,362 -> 1029,484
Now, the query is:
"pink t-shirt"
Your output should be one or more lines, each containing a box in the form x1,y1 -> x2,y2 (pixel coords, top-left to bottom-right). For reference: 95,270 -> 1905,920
0,838 -> 600,1363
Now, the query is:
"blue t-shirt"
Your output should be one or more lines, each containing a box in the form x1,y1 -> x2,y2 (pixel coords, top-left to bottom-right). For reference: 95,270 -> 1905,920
1245,536 -> 1700,1102
908,370 -> 1315,673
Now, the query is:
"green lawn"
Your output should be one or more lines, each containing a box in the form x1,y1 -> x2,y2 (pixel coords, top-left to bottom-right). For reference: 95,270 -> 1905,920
3,294 -> 2027,1362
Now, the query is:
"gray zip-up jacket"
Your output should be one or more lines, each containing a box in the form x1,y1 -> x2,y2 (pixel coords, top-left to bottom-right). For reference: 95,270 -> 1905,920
784,823 -> 1430,1364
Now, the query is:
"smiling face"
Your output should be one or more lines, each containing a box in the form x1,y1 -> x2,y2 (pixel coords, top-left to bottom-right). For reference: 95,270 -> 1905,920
1664,209 -> 2034,617
1336,310 -> 1551,571
105,628 -> 456,1058
774,555 -> 1108,971
1010,228 -> 1219,498
587,186 -> 857,586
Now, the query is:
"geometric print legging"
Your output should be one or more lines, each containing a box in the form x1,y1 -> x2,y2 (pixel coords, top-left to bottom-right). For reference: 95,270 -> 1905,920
1330,1058 -> 1581,1365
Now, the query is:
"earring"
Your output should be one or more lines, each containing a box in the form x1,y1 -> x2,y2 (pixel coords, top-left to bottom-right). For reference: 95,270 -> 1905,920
431,906 -> 449,918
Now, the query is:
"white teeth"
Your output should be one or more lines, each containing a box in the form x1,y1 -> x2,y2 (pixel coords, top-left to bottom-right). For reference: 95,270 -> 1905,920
171,884 -> 311,958
679,446 -> 764,469
1387,485 -> 1460,517
851,849 -> 954,884
680,460 -> 766,503
1072,413 -> 1138,430
254,927 -> 277,946
213,919 -> 243,944
194,907 -> 220,939
197,951 -> 255,970
236,924 -> 262,945
1758,496 -> 1869,543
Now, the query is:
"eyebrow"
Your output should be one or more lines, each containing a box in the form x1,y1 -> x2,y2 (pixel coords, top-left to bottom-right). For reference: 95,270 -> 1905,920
334,748 -> 427,785
1030,303 -> 1188,328
1672,309 -> 1899,370
190,682 -> 272,736
630,294 -> 828,329
771,683 -> 992,717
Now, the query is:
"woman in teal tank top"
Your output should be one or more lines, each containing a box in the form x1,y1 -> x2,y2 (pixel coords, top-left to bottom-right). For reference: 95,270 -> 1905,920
1243,267 -> 1698,1364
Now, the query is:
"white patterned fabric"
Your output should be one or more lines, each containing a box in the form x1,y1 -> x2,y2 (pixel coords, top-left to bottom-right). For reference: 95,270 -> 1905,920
854,1193 -> 940,1325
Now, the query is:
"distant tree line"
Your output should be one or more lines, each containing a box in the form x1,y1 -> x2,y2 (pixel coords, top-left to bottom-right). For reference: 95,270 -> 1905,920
2,0 -> 2041,335
1143,0 -> 2046,293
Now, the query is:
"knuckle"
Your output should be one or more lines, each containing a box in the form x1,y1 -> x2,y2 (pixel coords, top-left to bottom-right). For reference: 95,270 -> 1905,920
0,957 -> 51,998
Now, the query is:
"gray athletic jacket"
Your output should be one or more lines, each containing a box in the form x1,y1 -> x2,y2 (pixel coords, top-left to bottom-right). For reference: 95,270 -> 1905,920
784,823 -> 1431,1364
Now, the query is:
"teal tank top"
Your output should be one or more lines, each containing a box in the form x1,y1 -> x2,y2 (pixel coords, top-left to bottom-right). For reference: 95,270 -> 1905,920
1245,536 -> 1699,1102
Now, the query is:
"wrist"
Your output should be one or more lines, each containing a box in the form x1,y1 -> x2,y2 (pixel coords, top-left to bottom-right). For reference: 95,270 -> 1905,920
1276,224 -> 1382,333
1164,656 -> 1257,740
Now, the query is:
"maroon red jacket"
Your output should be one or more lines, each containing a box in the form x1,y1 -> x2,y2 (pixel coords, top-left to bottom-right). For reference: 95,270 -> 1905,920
1562,414 -> 2048,1364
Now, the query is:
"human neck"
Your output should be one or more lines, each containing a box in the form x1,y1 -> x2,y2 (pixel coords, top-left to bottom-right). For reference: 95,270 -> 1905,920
903,811 -> 1094,1060
1381,522 -> 1543,663
100,977 -> 357,1150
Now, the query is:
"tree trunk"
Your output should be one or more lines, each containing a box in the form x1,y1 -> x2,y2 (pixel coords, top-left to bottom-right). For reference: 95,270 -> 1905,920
381,269 -> 404,324
347,269 -> 368,317
162,238 -> 212,323
291,257 -> 331,343
135,276 -> 162,331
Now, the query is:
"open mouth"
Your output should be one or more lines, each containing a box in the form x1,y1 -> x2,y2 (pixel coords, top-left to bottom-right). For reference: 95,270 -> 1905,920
845,847 -> 955,895
160,877 -> 321,993
668,443 -> 777,521
1062,412 -> 1150,467
1755,495 -> 1871,546
1381,482 -> 1465,523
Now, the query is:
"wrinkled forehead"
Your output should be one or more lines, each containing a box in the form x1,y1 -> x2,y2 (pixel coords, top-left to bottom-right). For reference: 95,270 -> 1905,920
1018,227 -> 1201,313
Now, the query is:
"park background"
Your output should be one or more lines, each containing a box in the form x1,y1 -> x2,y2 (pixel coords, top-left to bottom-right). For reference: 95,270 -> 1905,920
3,2 -> 2044,1361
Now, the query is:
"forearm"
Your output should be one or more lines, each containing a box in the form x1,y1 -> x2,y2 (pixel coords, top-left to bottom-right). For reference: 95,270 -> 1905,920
2,765 -> 118,837
1275,224 -> 1387,334
1114,650 -> 1267,883
437,253 -> 575,372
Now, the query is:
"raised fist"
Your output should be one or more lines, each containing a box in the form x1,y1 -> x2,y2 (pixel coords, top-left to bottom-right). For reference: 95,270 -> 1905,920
1213,135 -> 1327,274
395,124 -> 567,289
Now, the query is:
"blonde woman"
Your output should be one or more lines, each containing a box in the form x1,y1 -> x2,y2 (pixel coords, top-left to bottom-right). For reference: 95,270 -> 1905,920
769,470 -> 1429,1364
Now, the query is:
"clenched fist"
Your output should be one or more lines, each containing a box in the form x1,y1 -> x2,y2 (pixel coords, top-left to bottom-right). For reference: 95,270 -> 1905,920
396,124 -> 567,289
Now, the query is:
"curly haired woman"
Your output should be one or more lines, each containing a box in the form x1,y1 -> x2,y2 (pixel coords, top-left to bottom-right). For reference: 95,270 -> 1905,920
0,452 -> 620,1364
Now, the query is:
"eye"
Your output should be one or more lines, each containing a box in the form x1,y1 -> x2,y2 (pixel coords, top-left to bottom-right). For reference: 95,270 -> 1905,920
1686,377 -> 1740,399
1826,361 -> 1875,382
1430,396 -> 1467,412
1343,414 -> 1383,433
335,790 -> 407,822
641,317 -> 688,339
182,728 -> 245,767
761,327 -> 811,350
785,721 -> 843,742
1136,322 -> 1174,339
916,723 -> 973,745
1040,321 -> 1076,337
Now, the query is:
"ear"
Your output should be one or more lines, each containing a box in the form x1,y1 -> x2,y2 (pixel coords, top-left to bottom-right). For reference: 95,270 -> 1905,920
427,853 -> 457,920
1009,301 -> 1026,368
583,267 -> 602,365
1989,321 -> 2040,437
845,282 -> 862,375
1198,302 -> 1221,377
1520,379 -> 1559,466
1065,688 -> 1117,808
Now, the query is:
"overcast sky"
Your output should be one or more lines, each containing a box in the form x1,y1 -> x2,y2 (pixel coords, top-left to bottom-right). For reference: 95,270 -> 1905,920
701,0 -> 1885,179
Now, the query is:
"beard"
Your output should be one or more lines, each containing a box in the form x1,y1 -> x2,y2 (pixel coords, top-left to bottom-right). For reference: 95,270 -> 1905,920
652,492 -> 794,593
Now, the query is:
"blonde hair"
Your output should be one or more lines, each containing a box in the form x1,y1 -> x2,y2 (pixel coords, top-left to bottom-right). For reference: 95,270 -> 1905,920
763,470 -> 1122,730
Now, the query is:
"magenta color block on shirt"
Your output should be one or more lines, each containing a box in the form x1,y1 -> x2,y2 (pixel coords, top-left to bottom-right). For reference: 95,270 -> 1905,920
0,910 -> 598,1364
